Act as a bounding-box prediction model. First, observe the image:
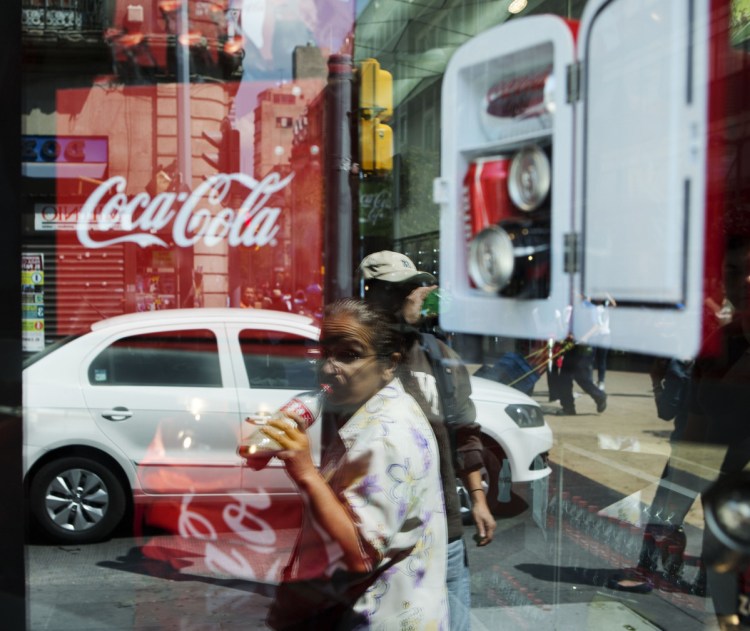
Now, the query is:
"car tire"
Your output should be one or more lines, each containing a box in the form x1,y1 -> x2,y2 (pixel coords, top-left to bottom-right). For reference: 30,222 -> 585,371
481,445 -> 502,512
30,456 -> 126,544
481,443 -> 529,518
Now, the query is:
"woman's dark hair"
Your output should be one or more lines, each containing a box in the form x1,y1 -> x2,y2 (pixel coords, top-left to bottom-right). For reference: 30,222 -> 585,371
324,298 -> 401,356
324,298 -> 432,416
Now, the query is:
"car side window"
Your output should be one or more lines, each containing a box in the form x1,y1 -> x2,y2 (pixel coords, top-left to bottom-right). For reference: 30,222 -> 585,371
88,329 -> 222,387
239,329 -> 319,389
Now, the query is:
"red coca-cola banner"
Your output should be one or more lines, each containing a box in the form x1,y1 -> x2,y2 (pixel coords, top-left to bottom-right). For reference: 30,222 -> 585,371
136,488 -> 303,583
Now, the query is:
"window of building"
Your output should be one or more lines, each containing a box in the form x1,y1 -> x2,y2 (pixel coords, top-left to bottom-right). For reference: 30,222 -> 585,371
273,93 -> 296,105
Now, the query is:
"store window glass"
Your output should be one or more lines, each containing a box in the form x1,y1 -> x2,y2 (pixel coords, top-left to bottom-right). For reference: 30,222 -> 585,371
18,0 -> 750,629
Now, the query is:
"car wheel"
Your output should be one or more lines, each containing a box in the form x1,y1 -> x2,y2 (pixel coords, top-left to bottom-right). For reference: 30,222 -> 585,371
482,443 -> 529,517
480,445 -> 502,512
30,456 -> 126,544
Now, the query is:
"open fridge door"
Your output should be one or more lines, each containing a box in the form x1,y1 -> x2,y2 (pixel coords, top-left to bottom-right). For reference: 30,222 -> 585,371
571,0 -> 715,359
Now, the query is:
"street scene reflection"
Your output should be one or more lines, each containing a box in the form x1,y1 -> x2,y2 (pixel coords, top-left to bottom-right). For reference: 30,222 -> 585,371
18,0 -> 750,629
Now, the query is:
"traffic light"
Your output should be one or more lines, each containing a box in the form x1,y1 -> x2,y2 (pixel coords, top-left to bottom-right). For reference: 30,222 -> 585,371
359,58 -> 393,172
360,119 -> 393,172
202,117 -> 240,174
360,58 -> 392,120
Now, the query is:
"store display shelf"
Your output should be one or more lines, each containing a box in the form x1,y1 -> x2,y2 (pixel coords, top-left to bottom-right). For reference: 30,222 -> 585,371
459,126 -> 552,160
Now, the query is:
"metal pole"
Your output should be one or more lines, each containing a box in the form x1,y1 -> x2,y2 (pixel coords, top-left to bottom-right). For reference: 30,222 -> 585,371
176,0 -> 192,188
324,54 -> 355,303
0,0 -> 25,626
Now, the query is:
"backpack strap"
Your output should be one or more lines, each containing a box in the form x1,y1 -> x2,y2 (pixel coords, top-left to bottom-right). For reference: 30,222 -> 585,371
420,332 -> 458,427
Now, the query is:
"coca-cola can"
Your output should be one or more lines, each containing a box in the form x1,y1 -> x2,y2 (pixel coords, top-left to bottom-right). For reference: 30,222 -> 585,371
462,156 -> 512,242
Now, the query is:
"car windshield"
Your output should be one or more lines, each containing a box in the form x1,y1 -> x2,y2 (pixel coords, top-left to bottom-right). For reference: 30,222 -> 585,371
23,334 -> 80,369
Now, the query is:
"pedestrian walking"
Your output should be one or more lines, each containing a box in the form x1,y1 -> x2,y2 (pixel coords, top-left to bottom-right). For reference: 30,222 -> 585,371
358,250 -> 496,631
265,299 -> 448,630
555,341 -> 607,415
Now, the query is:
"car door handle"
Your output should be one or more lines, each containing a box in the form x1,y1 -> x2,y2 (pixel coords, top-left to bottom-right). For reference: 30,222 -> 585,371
101,407 -> 133,421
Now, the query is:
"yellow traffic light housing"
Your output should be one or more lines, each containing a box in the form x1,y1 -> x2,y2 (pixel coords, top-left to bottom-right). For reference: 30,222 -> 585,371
359,59 -> 393,172
360,119 -> 393,172
360,58 -> 393,121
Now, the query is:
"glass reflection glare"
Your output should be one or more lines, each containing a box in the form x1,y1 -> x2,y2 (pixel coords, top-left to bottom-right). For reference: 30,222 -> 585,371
177,430 -> 193,450
189,398 -> 204,421
716,488 -> 750,543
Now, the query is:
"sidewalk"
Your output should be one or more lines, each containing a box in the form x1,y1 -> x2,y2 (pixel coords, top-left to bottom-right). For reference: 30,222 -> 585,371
532,369 -> 718,534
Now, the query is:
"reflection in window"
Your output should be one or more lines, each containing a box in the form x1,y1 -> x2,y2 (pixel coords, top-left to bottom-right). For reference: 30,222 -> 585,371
239,329 -> 319,389
88,329 -> 221,387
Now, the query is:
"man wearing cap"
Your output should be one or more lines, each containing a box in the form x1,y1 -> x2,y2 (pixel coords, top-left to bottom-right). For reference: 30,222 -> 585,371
358,250 -> 496,631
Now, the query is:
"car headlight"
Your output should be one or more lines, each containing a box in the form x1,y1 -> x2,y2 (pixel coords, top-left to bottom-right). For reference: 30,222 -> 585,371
505,403 -> 545,428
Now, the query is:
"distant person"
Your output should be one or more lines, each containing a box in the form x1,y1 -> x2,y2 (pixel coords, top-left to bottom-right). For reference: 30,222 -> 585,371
269,288 -> 293,312
358,250 -> 495,631
592,298 -> 615,390
593,345 -> 609,391
240,286 -> 257,308
689,236 -> 750,629
609,357 -> 699,593
263,298 -> 448,629
305,283 -> 323,321
613,236 -> 750,624
292,289 -> 315,318
554,339 -> 607,415
551,301 -> 607,415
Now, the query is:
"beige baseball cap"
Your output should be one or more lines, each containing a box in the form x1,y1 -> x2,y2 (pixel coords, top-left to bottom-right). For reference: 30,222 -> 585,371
358,251 -> 436,285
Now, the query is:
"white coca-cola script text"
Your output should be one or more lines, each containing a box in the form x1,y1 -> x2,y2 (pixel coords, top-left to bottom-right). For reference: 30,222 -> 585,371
76,172 -> 293,249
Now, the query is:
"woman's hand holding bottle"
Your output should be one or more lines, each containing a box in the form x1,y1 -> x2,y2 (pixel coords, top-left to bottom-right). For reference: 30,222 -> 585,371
238,386 -> 329,469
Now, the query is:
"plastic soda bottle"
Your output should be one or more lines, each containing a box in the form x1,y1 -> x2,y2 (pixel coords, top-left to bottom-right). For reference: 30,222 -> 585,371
238,385 -> 330,458
421,288 -> 451,318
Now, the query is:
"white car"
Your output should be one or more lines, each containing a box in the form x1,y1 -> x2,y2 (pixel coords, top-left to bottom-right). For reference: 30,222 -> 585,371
23,308 -> 552,544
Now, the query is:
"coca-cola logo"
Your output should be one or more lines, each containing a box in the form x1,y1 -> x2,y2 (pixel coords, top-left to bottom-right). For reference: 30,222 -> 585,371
176,491 -> 284,581
360,188 -> 391,225
76,172 -> 294,249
